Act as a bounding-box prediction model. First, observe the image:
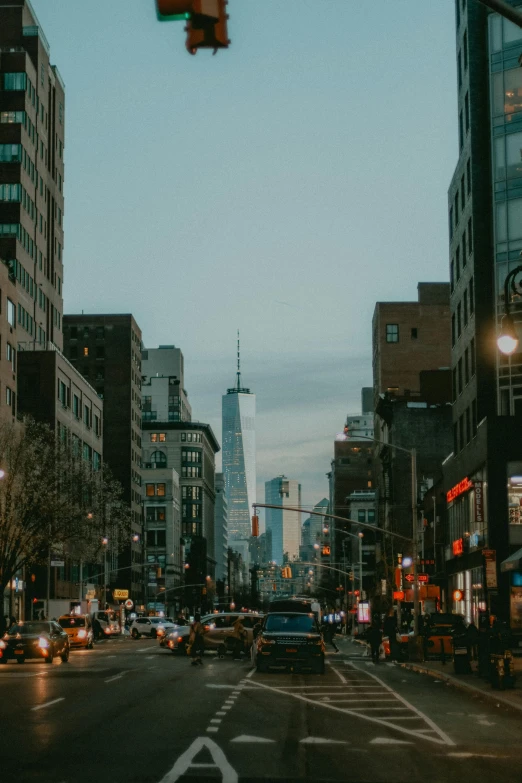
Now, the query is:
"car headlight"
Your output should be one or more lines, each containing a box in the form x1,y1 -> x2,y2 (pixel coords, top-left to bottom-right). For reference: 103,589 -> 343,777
0,640 -> 5,649
38,636 -> 49,649
104,628 -> 111,635
78,629 -> 87,639
157,629 -> 165,636
260,637 -> 275,645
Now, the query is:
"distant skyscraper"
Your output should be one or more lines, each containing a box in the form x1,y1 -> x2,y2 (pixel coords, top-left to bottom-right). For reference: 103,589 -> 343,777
222,333 -> 256,565
265,476 -> 302,565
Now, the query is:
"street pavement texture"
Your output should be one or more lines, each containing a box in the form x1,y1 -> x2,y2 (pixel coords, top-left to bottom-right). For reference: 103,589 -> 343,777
1,636 -> 521,783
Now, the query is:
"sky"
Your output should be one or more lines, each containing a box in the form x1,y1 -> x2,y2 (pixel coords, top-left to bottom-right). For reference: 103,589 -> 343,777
31,0 -> 458,514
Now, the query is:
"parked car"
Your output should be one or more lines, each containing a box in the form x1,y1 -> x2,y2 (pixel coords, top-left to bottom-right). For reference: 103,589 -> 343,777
58,614 -> 94,649
0,621 -> 69,664
92,610 -> 120,639
130,617 -> 176,639
253,612 -> 325,674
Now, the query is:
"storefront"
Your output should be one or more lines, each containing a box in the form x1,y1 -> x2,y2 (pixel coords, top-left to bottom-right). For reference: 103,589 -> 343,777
445,470 -> 489,625
501,547 -> 522,633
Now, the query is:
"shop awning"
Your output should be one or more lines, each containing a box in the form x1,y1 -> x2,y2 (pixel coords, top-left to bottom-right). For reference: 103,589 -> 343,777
501,547 -> 522,573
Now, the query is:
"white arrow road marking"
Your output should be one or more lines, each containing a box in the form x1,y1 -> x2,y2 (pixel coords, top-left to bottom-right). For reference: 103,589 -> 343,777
159,737 -> 238,783
231,736 -> 275,744
32,698 -> 64,711
300,737 -> 349,745
370,737 -> 412,745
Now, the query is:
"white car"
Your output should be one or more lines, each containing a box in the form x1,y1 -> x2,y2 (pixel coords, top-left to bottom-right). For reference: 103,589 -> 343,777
130,617 -> 176,639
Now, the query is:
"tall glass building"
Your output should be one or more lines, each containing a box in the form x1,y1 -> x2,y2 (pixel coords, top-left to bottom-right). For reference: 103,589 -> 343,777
265,476 -> 302,565
443,0 -> 522,632
222,337 -> 256,566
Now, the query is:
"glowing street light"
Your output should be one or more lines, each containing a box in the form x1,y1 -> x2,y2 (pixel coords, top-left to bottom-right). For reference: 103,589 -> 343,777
497,263 -> 522,354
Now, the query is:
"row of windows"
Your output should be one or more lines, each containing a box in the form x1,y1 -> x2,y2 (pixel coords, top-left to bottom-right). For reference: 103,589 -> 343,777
453,400 -> 477,455
182,486 -> 201,501
181,449 -> 201,464
457,29 -> 468,89
452,338 -> 476,400
57,381 -> 102,435
356,509 -> 376,523
182,503 -> 201,520
181,432 -> 202,442
182,466 -> 201,478
0,223 -> 37,262
68,325 -> 105,340
147,529 -> 166,548
458,91 -> 470,152
150,432 -> 166,442
146,507 -> 166,522
385,324 -> 419,343
451,278 -> 474,345
146,483 -> 166,497
450,217 -> 473,289
17,302 -> 34,337
4,385 -> 15,414
450,168 -> 472,241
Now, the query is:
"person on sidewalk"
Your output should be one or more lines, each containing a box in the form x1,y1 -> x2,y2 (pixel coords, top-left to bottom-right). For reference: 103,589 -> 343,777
367,620 -> 383,664
321,618 -> 339,653
383,609 -> 399,662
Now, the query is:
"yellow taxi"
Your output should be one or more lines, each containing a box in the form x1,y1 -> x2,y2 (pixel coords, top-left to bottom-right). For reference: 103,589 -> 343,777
58,614 -> 94,649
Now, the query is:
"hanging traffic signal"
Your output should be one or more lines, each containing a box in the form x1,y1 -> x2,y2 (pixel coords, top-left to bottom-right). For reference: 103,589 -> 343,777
322,545 -> 331,556
251,515 -> 259,537
185,0 -> 229,54
281,566 -> 292,579
156,0 -> 218,22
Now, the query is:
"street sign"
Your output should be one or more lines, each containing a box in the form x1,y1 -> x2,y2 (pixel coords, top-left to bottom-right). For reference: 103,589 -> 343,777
393,590 -> 405,600
113,588 -> 129,600
125,599 -> 134,609
404,573 -> 415,583
418,573 -> 429,583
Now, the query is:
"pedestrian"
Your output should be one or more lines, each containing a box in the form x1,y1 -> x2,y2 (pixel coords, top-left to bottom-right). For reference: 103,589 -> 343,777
231,615 -> 247,659
9,615 -> 16,631
92,616 -> 102,641
188,613 -> 205,666
367,619 -> 382,664
321,618 -> 339,653
383,609 -> 400,661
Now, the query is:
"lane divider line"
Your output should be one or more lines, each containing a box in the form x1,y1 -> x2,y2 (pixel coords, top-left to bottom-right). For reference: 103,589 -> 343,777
31,698 -> 64,711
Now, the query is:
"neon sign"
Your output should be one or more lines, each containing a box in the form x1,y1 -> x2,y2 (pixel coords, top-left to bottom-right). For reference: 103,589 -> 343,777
447,477 -> 473,503
453,538 -> 464,556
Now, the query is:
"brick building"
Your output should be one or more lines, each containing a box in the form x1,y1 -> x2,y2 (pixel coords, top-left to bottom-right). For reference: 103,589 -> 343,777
63,314 -> 143,602
0,0 -> 65,420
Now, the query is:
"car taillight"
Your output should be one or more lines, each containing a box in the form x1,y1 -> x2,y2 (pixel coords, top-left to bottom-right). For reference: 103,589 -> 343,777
77,629 -> 87,639
104,628 -> 111,635
178,636 -> 183,642
204,625 -> 210,632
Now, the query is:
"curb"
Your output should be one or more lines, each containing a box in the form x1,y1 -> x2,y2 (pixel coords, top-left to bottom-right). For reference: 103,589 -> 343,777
401,661 -> 522,714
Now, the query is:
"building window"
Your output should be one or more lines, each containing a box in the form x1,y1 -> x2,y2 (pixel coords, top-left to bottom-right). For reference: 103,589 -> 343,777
94,414 -> 101,436
368,509 -> 375,524
462,232 -> 467,266
386,324 -> 399,343
411,328 -> 418,339
73,394 -> 80,418
182,466 -> 202,478
84,406 -> 91,427
463,290 -> 468,326
182,486 -> 201,501
450,260 -> 455,293
357,509 -> 366,523
3,73 -> 27,91
182,449 -> 202,464
146,484 -> 155,497
459,110 -> 464,151
0,144 -> 21,163
464,92 -> 470,133
456,246 -> 461,280
464,347 -> 470,385
147,529 -> 166,548
6,343 -> 15,371
150,451 -> 167,468
463,29 -> 468,70
458,358 -> 463,395
468,216 -> 473,253
6,298 -> 15,327
83,347 -> 89,357
95,326 -> 104,339
452,314 -> 456,347
466,159 -> 471,196
156,483 -> 166,496
146,507 -> 166,523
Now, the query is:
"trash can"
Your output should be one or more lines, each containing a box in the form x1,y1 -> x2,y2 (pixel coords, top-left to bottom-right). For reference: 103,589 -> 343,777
452,632 -> 472,675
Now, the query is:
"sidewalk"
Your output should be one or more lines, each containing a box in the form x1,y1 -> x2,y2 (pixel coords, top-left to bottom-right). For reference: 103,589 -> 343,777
340,634 -> 522,714
401,658 -> 522,714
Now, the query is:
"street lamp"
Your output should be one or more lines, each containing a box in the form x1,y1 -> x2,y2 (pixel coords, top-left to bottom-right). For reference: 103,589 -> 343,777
101,536 -> 108,609
497,263 -> 522,355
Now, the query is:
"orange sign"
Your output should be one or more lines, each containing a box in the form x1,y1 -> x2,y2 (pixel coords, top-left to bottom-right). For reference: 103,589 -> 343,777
393,590 -> 405,600
453,589 -> 464,601
453,538 -> 464,556
418,574 -> 429,583
447,477 -> 473,503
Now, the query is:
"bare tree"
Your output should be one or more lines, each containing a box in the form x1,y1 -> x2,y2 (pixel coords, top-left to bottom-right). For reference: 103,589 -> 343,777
0,417 -> 130,598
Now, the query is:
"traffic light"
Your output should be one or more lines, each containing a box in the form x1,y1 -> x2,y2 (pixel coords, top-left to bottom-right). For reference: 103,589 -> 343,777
156,0 -> 217,21
281,566 -> 292,579
322,545 -> 331,556
185,0 -> 229,55
251,515 -> 259,537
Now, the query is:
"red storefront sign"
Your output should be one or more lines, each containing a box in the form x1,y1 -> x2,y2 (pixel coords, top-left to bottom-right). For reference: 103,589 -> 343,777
418,573 -> 429,583
393,590 -> 405,600
474,481 -> 484,523
453,538 -> 464,556
447,477 -> 473,503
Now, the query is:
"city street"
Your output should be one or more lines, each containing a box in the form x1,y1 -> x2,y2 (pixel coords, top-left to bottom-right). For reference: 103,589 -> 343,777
1,637 -> 521,783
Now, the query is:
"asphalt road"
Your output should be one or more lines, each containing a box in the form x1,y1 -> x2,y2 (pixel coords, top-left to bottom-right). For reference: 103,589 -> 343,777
1,635 -> 521,783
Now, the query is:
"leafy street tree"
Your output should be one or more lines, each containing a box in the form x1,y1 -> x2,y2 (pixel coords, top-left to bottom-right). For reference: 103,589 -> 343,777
0,417 -> 130,601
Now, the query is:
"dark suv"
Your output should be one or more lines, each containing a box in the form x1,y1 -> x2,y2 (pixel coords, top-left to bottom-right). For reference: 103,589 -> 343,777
254,612 -> 325,674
